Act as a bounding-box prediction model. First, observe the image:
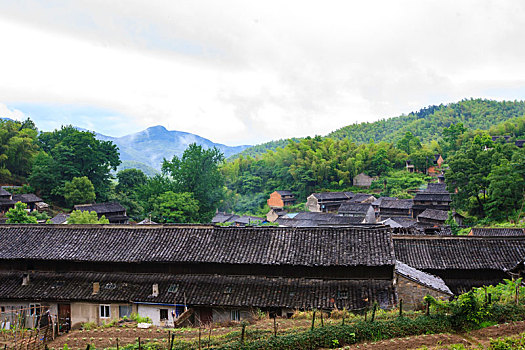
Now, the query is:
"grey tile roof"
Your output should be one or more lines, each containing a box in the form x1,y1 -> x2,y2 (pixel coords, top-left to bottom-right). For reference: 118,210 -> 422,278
396,261 -> 452,295
349,194 -> 376,203
311,192 -> 353,201
211,212 -> 239,223
275,190 -> 293,196
0,188 -> 12,197
49,213 -> 70,224
338,203 -> 371,214
0,225 -> 395,267
12,193 -> 43,203
379,199 -> 413,210
233,216 -> 265,225
470,228 -> 525,237
393,236 -> 525,270
74,202 -> 125,214
0,271 -> 395,310
426,183 -> 447,193
413,193 -> 452,202
418,209 -> 448,222
372,197 -> 397,207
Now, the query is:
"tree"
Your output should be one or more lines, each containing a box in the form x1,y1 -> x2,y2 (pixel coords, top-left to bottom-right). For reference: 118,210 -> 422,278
116,169 -> 147,196
396,132 -> 422,155
162,144 -> 225,222
0,118 -> 39,183
151,191 -> 199,223
5,202 -> 38,224
31,126 -> 120,203
67,210 -> 109,224
63,176 -> 96,207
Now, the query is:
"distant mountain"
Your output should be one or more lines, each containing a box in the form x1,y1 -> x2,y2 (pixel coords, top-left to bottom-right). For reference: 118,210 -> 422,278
94,125 -> 251,170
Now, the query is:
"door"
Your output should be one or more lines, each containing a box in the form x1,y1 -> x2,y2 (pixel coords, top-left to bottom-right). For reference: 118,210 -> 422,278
199,308 -> 213,325
57,304 -> 71,332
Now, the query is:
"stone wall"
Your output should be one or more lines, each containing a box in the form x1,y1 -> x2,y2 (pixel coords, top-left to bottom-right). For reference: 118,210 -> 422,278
395,274 -> 451,310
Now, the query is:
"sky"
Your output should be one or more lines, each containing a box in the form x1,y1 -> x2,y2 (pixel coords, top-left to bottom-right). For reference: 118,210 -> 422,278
1,1 -> 525,145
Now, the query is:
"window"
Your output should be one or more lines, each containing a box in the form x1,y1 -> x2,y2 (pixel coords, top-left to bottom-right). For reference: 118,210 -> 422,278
230,310 -> 240,321
119,305 -> 132,318
223,287 -> 232,294
167,284 -> 179,293
29,304 -> 41,316
100,304 -> 110,318
160,309 -> 169,321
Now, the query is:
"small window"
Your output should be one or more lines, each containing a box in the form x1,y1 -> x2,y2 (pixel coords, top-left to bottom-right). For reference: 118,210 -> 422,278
29,304 -> 41,316
105,283 -> 117,290
167,284 -> 179,293
230,310 -> 240,321
100,304 -> 110,318
160,309 -> 168,320
223,287 -> 232,294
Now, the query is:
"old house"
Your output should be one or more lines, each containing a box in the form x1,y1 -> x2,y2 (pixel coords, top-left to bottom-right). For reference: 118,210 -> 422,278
0,225 -> 397,326
0,188 -> 15,213
412,183 -> 452,218
12,193 -> 43,212
338,203 -> 375,223
417,208 -> 448,226
74,202 -> 129,224
267,191 -> 296,209
352,173 -> 375,188
378,199 -> 413,220
395,261 -> 452,310
394,235 -> 525,294
306,192 -> 353,212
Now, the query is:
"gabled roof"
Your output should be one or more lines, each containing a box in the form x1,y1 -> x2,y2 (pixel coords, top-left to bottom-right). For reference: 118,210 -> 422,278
372,197 -> 397,207
379,199 -> 413,210
12,193 -> 43,203
211,212 -> 239,223
137,218 -> 158,225
413,193 -> 452,202
0,188 -> 11,197
0,271 -> 395,310
418,209 -> 448,222
470,228 -> 525,237
310,192 -> 353,201
49,213 -> 69,224
393,236 -> 525,271
234,215 -> 265,225
338,202 -> 372,214
74,202 -> 126,214
349,193 -> 376,203
275,190 -> 293,196
426,183 -> 447,193
0,225 -> 396,267
395,261 -> 452,295
293,212 -> 335,221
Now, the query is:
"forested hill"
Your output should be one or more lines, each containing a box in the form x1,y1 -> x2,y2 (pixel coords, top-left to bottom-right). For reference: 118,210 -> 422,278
328,99 -> 525,143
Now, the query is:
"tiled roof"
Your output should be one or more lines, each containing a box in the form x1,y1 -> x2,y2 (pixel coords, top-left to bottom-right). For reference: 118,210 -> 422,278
0,188 -> 12,197
12,193 -> 43,203
0,271 -> 395,310
393,236 -> 525,270
0,225 -> 395,267
234,216 -> 265,225
338,203 -> 371,214
349,194 -> 376,203
395,261 -> 452,295
418,209 -> 448,222
275,190 -> 293,196
379,199 -> 413,210
74,202 -> 125,214
413,193 -> 452,202
311,192 -> 353,201
49,213 -> 69,224
211,212 -> 239,223
426,183 -> 447,193
470,228 -> 525,237
372,197 -> 397,207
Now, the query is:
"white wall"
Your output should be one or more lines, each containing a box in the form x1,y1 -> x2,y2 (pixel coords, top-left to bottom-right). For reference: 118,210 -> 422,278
137,304 -> 178,327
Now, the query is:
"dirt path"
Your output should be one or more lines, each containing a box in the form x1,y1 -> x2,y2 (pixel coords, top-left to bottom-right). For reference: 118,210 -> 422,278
341,321 -> 525,349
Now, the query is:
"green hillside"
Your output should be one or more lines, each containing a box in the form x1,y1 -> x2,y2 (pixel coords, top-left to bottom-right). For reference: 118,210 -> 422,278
328,98 -> 525,143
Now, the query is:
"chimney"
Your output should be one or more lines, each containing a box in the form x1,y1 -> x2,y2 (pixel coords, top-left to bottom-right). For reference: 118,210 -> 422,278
152,284 -> 159,297
22,273 -> 30,286
92,282 -> 100,295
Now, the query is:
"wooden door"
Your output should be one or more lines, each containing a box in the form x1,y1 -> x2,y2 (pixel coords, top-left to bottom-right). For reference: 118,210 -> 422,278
57,304 -> 71,332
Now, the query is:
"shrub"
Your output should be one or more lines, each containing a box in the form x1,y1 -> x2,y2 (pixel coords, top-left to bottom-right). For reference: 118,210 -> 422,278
81,321 -> 97,330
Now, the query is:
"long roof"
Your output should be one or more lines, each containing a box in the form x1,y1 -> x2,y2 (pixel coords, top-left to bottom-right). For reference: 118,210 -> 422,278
393,236 -> 525,270
379,199 -> 413,210
470,228 -> 525,237
0,225 -> 395,267
311,192 -> 353,201
338,202 -> 372,214
0,271 -> 395,310
418,209 -> 448,221
74,202 -> 125,214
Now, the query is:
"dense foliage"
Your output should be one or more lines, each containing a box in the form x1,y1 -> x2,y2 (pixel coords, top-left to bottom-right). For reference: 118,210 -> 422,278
0,119 -> 39,184
328,99 -> 525,144
67,210 -> 110,224
5,202 -> 38,224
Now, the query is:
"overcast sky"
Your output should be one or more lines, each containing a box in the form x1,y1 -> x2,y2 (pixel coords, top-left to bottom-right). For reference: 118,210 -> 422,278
1,0 -> 525,145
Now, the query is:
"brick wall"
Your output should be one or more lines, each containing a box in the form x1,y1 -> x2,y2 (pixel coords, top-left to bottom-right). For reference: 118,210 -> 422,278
396,274 -> 451,310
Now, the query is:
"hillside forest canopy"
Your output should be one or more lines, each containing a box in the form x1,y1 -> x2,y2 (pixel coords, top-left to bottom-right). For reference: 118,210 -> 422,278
1,98 -> 524,225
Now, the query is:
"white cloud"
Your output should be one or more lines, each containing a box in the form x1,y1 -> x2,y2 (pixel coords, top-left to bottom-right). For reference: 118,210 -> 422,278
0,103 -> 28,121
0,0 -> 525,144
